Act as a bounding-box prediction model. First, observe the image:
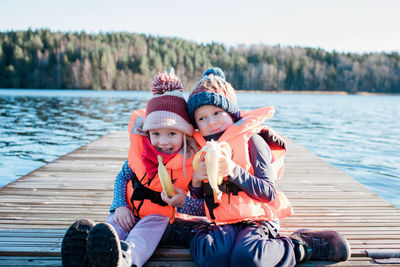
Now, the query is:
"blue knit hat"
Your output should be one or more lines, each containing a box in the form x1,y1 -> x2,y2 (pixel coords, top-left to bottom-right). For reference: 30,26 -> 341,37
187,67 -> 240,126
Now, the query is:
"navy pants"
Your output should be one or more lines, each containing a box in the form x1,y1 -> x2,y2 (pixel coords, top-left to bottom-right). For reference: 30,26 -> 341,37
190,222 -> 296,267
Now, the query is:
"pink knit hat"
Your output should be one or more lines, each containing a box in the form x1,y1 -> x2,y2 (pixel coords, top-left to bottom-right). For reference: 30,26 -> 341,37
142,72 -> 194,136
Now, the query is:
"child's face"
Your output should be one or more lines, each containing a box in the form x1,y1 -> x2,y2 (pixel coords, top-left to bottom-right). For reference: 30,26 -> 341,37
194,105 -> 234,136
149,128 -> 184,154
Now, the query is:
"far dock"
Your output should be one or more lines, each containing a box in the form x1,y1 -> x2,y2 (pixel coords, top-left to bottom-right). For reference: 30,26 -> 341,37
0,131 -> 399,266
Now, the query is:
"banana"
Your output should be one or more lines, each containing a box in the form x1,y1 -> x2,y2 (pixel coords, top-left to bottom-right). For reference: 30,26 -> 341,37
157,155 -> 176,224
205,141 -> 221,200
158,155 -> 174,197
192,140 -> 232,201
193,150 -> 204,171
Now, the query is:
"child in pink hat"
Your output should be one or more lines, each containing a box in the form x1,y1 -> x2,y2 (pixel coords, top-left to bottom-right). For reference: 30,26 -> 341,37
61,70 -> 203,267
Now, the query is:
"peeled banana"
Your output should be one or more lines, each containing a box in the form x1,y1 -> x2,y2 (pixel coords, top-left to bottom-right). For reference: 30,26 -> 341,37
193,140 -> 232,201
158,155 -> 174,197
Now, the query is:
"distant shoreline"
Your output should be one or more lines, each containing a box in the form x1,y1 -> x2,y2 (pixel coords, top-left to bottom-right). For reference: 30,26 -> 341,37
235,90 -> 395,96
0,88 -> 396,96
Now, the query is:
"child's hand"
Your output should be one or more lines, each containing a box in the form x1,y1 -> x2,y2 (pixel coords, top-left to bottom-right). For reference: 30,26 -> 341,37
114,206 -> 135,232
192,153 -> 236,187
218,154 -> 237,178
192,161 -> 208,188
161,186 -> 186,208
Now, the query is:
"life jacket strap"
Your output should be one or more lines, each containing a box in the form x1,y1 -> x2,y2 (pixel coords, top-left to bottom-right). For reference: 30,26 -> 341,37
202,183 -> 219,220
203,180 -> 243,220
131,185 -> 168,206
218,180 -> 241,195
129,173 -> 168,218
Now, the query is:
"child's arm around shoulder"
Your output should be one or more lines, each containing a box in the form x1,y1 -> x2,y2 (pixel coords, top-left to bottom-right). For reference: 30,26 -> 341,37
228,134 -> 277,202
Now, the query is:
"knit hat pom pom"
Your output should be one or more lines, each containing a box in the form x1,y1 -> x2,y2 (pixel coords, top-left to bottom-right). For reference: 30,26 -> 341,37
203,67 -> 225,81
151,72 -> 184,95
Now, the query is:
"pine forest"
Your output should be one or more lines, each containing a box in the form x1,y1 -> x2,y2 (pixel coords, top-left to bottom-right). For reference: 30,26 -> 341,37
1,29 -> 399,93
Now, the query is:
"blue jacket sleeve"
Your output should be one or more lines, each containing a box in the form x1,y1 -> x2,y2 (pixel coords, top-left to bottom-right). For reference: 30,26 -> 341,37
109,160 -> 135,212
228,134 -> 277,203
177,195 -> 206,216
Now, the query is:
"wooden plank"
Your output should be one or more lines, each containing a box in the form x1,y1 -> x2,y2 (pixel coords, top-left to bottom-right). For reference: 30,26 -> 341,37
0,131 -> 399,266
0,257 -> 62,267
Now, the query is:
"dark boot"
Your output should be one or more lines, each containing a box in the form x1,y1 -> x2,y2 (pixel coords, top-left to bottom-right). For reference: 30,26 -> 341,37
290,229 -> 351,262
61,219 -> 95,267
87,223 -> 132,267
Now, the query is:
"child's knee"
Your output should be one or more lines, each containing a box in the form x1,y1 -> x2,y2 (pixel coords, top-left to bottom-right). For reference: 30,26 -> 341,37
105,213 -> 129,240
231,243 -> 256,266
190,226 -> 235,267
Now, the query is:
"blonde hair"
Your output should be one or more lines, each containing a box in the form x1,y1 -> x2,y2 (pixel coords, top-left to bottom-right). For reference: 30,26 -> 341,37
185,135 -> 199,157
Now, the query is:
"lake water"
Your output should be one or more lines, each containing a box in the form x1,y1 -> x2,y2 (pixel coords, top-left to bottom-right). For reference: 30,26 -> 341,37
1,89 -> 399,209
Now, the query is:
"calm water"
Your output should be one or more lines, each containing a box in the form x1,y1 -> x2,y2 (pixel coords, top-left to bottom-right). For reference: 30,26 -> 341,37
1,89 -> 399,209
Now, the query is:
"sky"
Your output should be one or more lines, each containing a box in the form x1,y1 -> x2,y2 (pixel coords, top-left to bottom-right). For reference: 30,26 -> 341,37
1,0 -> 399,54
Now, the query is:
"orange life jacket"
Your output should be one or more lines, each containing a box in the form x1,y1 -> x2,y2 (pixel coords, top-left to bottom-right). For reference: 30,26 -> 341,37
126,109 -> 193,219
193,106 -> 293,225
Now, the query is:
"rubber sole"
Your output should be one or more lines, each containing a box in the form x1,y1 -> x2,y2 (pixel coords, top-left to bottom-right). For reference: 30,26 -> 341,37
87,222 -> 122,267
335,231 -> 352,261
61,219 -> 95,267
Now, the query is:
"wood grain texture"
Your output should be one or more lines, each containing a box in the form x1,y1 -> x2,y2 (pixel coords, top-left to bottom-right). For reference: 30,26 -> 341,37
1,131 -> 399,266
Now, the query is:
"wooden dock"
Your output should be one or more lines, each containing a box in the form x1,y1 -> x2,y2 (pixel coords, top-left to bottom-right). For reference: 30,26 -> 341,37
0,131 -> 399,266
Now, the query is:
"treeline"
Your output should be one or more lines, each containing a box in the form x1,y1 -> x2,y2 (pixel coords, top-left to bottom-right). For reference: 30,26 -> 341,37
1,29 -> 399,93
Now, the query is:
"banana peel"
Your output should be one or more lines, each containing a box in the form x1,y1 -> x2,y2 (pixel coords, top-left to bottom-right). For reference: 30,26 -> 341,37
193,140 -> 232,201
